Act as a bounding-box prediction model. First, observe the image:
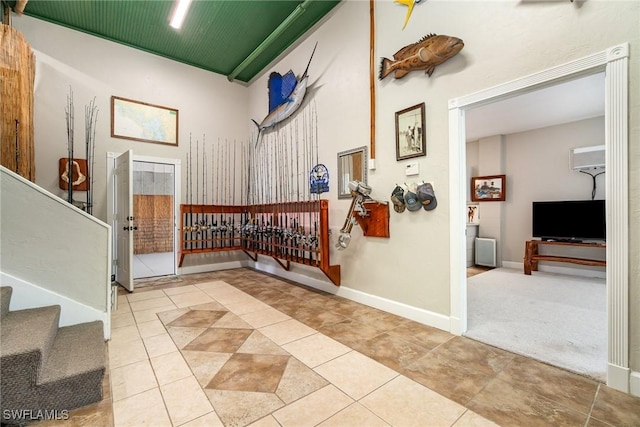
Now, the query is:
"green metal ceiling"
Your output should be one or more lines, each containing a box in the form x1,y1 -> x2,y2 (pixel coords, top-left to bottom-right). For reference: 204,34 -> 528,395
15,0 -> 340,83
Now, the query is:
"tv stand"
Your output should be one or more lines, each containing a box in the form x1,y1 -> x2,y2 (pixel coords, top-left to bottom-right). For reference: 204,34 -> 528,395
524,240 -> 606,275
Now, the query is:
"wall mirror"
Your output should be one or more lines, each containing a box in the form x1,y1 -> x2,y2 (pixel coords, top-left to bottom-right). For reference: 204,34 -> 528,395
337,146 -> 368,199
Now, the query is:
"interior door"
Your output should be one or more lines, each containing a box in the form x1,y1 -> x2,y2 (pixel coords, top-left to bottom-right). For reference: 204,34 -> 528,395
132,160 -> 176,279
116,150 -> 134,291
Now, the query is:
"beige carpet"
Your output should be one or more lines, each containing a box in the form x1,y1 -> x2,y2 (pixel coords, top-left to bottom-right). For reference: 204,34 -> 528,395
465,267 -> 606,381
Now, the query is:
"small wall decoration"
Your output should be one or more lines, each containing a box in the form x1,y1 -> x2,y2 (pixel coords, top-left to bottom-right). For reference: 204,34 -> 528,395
379,34 -> 464,80
395,0 -> 425,30
310,164 -> 329,194
471,174 -> 506,202
59,158 -> 89,191
395,103 -> 426,161
467,204 -> 479,224
111,96 -> 178,146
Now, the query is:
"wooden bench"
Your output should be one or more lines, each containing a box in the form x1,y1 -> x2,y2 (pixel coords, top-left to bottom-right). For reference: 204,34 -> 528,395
523,240 -> 606,275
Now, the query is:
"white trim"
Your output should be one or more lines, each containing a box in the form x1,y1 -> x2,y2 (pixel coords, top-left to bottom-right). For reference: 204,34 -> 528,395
630,371 -> 640,397
2,272 -> 110,340
449,43 -> 629,392
0,166 -> 109,231
604,45 -> 629,392
106,152 -> 182,284
179,260 -> 250,275
254,261 -> 450,332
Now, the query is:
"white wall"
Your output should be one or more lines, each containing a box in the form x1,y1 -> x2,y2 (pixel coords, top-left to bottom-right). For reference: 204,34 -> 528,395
12,16 -> 249,216
13,15 -> 251,267
248,0 -> 639,369
11,0 -> 640,373
504,117 -> 606,265
467,116 -> 606,269
0,166 -> 111,313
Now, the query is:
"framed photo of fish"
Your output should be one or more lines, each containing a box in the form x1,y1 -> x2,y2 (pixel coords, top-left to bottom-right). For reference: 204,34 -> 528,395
471,174 -> 506,202
395,103 -> 426,161
111,96 -> 179,146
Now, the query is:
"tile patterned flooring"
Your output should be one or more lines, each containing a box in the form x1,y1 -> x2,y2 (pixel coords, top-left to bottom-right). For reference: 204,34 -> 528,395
43,268 -> 640,426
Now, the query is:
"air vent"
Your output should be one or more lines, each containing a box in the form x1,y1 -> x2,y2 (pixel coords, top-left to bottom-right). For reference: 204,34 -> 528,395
571,145 -> 605,171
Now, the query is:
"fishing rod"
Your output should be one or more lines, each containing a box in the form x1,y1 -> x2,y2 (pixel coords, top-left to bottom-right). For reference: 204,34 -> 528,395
65,87 -> 74,204
189,133 -> 194,251
313,101 -> 320,262
202,135 -> 209,249
85,97 -> 98,215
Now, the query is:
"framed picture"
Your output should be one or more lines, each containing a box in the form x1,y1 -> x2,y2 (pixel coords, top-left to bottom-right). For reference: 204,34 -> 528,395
467,203 -> 479,224
395,103 -> 426,161
111,96 -> 179,146
471,174 -> 506,202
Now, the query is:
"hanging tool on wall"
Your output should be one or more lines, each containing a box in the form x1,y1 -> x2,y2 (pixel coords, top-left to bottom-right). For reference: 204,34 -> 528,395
336,181 -> 372,250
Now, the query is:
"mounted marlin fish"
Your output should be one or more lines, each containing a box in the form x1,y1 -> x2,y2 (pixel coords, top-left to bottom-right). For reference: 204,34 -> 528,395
252,43 -> 317,146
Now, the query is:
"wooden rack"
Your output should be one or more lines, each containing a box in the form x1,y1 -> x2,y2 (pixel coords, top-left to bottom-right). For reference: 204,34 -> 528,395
523,240 -> 606,275
179,199 -> 340,285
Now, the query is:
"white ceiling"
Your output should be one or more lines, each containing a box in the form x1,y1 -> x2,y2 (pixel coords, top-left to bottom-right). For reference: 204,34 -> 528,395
465,72 -> 605,142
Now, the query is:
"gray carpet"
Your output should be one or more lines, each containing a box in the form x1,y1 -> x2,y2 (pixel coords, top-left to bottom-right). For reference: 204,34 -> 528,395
465,267 -> 606,381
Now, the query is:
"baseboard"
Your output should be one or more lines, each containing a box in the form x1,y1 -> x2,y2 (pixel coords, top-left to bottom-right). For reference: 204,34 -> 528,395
607,362 -> 631,393
501,261 -> 606,279
337,286 -> 451,332
1,272 -> 111,340
253,261 -> 340,294
253,261 -> 451,333
630,371 -> 640,397
178,260 -> 250,275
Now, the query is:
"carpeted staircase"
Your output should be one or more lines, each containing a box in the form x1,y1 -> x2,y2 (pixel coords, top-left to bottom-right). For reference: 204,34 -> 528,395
0,286 -> 106,425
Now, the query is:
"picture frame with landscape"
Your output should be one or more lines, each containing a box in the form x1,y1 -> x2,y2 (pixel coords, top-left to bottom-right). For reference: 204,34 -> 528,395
111,96 -> 179,146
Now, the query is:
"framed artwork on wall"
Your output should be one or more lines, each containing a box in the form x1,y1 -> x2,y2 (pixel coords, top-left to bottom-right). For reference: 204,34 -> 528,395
395,102 -> 425,161
471,174 -> 506,202
111,96 -> 179,146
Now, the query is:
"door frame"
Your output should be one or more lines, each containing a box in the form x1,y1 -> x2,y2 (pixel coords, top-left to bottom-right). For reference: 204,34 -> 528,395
107,153 -> 182,283
448,44 -> 629,392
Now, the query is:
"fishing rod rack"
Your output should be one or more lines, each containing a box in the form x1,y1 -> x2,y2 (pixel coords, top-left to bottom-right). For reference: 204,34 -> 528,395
179,199 -> 340,285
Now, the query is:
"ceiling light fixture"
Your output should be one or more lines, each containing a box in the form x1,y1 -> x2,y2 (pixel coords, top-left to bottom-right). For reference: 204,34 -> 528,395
169,0 -> 193,29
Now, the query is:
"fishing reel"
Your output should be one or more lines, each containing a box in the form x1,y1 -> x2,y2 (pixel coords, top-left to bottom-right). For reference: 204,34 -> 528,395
336,180 -> 372,250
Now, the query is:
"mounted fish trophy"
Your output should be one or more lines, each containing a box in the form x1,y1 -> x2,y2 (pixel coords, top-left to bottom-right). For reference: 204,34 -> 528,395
379,33 -> 464,80
394,0 -> 424,30
252,43 -> 317,145
336,181 -> 373,249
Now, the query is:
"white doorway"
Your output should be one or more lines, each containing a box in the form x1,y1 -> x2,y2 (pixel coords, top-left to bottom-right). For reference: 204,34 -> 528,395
448,44 -> 630,392
132,160 -> 177,279
107,153 -> 181,288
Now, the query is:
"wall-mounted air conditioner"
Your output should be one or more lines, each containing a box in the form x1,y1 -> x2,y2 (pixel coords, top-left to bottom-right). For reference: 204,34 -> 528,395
571,145 -> 605,171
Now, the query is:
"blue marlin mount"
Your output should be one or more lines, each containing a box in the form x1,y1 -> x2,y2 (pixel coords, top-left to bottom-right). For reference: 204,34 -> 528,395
252,43 -> 317,146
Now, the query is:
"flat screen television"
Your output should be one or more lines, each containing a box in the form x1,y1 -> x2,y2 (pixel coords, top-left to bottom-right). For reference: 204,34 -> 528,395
532,200 -> 606,242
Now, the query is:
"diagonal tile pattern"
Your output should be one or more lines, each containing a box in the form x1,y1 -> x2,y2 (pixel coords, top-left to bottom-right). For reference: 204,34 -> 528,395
46,268 -> 640,426
207,353 -> 291,392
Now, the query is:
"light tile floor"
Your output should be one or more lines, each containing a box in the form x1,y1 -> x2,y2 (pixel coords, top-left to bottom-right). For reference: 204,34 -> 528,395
41,268 -> 640,427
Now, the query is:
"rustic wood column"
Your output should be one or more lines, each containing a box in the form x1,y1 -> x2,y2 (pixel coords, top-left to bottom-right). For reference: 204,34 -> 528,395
1,24 -> 35,181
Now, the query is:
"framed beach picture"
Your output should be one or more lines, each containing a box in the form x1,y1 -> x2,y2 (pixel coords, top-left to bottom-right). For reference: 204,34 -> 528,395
111,96 -> 179,146
471,174 -> 506,202
395,103 -> 426,161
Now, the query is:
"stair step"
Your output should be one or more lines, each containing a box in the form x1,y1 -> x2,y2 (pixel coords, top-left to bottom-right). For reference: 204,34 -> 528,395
40,321 -> 106,384
37,321 -> 106,410
1,286 -> 12,318
0,305 -> 61,374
